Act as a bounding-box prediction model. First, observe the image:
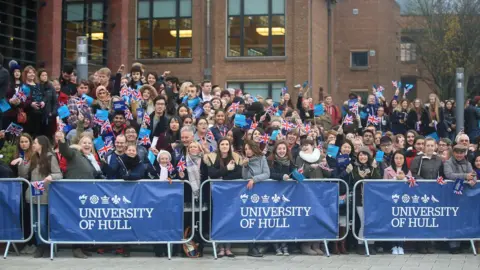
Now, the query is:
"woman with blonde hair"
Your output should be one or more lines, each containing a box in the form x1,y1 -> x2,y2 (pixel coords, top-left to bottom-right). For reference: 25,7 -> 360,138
391,99 -> 409,135
425,93 -> 446,137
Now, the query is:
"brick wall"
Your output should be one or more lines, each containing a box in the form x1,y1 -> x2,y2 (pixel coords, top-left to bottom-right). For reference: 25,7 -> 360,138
36,0 -> 63,78
333,0 -> 400,103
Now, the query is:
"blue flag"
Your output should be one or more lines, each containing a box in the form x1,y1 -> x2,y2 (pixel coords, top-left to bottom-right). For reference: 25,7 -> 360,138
314,104 -> 324,116
82,94 -> 94,106
113,101 -> 127,111
375,151 -> 385,162
95,109 -> 109,121
147,151 -> 156,165
234,114 -> 247,127
57,105 -> 70,119
327,145 -> 339,158
292,169 -> 305,182
0,98 -> 11,112
270,130 -> 280,141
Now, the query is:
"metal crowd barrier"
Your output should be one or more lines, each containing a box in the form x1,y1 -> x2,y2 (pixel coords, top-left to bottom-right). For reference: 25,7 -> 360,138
352,179 -> 478,257
36,179 -> 195,260
0,178 -> 34,259
199,178 -> 350,259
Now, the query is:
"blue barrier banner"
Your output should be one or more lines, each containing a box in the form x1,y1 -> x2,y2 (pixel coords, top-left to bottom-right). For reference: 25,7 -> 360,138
211,181 -> 339,241
364,181 -> 480,239
49,181 -> 184,242
0,181 -> 23,240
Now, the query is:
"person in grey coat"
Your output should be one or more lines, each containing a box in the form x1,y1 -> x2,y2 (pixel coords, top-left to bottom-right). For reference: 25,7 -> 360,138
56,131 -> 99,180
443,144 -> 477,254
241,140 -> 270,258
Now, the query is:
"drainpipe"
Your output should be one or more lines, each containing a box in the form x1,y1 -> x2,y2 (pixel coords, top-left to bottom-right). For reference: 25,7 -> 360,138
327,0 -> 332,94
204,0 -> 212,80
309,0 -> 313,89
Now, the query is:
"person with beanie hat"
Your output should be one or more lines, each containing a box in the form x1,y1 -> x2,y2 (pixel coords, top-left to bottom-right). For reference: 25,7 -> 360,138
352,146 -> 381,255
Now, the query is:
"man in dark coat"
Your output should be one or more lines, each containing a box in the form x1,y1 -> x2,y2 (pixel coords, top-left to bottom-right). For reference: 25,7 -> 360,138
0,53 -> 10,129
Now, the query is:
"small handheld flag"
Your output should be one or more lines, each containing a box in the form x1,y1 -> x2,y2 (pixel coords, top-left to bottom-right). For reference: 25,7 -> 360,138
177,156 -> 187,172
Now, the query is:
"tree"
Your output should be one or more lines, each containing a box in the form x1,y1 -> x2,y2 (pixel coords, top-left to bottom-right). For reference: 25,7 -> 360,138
404,0 -> 480,99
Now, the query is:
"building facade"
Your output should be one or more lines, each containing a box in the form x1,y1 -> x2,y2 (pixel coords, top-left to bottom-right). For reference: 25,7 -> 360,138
2,0 -> 430,103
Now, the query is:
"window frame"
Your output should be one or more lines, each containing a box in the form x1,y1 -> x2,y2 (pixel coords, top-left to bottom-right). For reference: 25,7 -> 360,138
350,89 -> 369,104
227,0 -> 286,57
400,37 -> 417,63
136,0 -> 192,59
350,51 -> 369,70
61,0 -> 108,68
226,81 -> 286,101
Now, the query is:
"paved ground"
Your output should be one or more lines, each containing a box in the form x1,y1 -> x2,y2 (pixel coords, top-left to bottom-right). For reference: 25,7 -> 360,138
2,251 -> 480,270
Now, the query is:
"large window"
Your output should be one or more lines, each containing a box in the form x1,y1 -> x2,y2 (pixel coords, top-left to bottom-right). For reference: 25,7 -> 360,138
350,51 -> 369,69
228,0 -> 285,57
400,37 -> 416,62
62,0 -> 108,68
227,82 -> 286,102
137,0 -> 192,59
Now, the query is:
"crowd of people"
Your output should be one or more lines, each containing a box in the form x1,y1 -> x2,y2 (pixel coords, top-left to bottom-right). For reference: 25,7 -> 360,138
0,52 -> 479,259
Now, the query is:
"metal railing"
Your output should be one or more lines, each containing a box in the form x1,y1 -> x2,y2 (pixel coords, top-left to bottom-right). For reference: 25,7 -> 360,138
36,179 -> 195,260
199,178 -> 349,259
0,178 -> 34,259
352,179 -> 478,256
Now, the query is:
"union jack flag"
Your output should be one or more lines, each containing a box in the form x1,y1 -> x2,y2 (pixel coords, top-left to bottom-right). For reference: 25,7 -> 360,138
392,81 -> 398,88
131,90 -> 142,102
343,115 -> 353,125
266,106 -> 278,115
142,114 -> 151,126
260,133 -> 270,144
120,87 -> 130,98
407,176 -> 418,188
76,98 -> 87,108
93,116 -> 105,126
97,144 -> 113,156
298,165 -> 304,174
206,130 -> 215,141
304,123 -> 311,133
15,90 -> 27,102
250,121 -> 258,130
367,115 -> 379,125
437,176 -> 446,185
228,102 -> 240,113
319,162 -> 334,172
56,117 -> 66,132
125,108 -> 133,120
167,162 -> 175,173
177,156 -> 186,172
32,181 -> 45,191
282,121 -> 294,131
101,120 -> 112,135
349,103 -> 359,114
5,123 -> 23,136
376,85 -> 385,92
138,135 -> 151,146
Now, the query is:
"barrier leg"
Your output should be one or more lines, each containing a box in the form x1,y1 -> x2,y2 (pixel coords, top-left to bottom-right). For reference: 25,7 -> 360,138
3,242 -> 11,259
364,241 -> 370,257
323,240 -> 330,257
470,240 -> 477,256
12,243 -> 20,256
212,242 -> 217,260
49,243 -> 54,260
167,243 -> 171,260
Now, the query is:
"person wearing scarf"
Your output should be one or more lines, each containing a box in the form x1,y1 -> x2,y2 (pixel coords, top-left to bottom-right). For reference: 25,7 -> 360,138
268,141 -> 294,256
146,150 -> 177,181
117,144 -> 145,181
352,147 -> 381,256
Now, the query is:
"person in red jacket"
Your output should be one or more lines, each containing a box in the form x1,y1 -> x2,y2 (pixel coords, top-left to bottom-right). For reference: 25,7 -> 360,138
324,95 -> 341,126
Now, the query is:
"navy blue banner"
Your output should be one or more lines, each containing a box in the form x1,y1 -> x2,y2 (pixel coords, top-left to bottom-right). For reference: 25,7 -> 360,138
211,181 -> 339,241
0,181 -> 23,240
49,181 -> 184,242
364,181 -> 480,239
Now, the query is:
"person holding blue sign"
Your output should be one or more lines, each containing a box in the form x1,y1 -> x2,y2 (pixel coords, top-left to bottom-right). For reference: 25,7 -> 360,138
27,136 -> 63,258
241,140 -> 270,257
351,147 -> 381,255
383,151 -> 412,255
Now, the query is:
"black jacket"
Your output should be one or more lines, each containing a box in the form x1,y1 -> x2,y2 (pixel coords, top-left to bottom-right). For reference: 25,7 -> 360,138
0,66 -> 9,99
464,105 -> 480,134
269,159 -> 294,181
41,82 -> 58,117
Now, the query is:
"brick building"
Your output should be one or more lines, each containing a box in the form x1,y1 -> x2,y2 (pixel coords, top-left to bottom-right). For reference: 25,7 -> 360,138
1,0 -> 429,103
